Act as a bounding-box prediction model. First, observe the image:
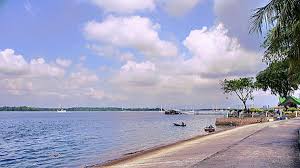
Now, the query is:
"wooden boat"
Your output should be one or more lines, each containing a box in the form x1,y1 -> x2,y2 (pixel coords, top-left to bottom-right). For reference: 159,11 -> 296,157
204,125 -> 215,132
173,123 -> 186,127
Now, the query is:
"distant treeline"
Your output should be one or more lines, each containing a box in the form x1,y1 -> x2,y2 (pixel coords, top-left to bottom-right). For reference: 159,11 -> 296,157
0,106 -> 162,111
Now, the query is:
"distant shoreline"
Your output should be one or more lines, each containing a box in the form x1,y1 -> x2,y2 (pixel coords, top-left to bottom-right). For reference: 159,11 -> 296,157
0,106 -> 231,112
0,107 -> 160,111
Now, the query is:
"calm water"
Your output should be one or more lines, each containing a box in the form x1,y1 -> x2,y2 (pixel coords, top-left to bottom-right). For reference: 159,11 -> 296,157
0,111 -> 223,167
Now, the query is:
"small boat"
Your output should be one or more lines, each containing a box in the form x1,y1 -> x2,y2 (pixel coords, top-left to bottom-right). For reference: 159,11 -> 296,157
204,125 -> 215,132
173,123 -> 186,127
165,109 -> 183,115
57,108 -> 66,113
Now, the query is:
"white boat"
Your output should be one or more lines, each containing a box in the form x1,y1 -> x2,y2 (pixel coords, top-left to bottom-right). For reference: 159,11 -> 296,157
57,107 -> 66,113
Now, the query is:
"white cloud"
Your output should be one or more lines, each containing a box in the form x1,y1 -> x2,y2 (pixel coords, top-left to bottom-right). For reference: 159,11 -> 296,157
67,69 -> 99,89
87,44 -> 134,62
89,0 -> 155,13
163,0 -> 201,16
119,52 -> 134,62
213,0 -> 267,49
87,44 -> 116,57
110,59 -> 225,106
85,87 -> 126,101
89,0 -> 201,16
121,60 -> 156,72
0,49 -> 65,77
183,23 -> 262,77
114,60 -> 159,88
30,58 -> 65,77
0,49 -> 119,104
56,58 -> 72,67
2,18 -> 267,107
0,49 -> 28,75
85,87 -> 106,100
84,16 -> 178,58
0,49 -> 67,98
107,23 -> 265,107
2,78 -> 33,95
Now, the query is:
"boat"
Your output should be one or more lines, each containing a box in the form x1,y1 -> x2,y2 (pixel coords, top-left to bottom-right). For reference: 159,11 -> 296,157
173,122 -> 186,127
165,109 -> 183,115
57,107 -> 66,113
204,125 -> 215,132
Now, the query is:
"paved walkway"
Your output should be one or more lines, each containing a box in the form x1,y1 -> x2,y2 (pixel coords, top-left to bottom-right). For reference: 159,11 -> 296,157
103,119 -> 300,168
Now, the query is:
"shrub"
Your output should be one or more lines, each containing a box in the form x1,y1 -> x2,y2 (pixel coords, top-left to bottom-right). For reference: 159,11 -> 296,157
250,108 -> 263,113
287,107 -> 298,112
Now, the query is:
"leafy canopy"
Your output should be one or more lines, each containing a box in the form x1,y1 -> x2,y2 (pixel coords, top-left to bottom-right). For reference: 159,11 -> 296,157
256,60 -> 298,98
221,77 -> 256,110
250,0 -> 300,62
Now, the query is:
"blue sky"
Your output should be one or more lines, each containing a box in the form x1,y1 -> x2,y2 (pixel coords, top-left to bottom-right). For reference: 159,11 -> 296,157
0,0 -> 280,108
0,1 -> 213,66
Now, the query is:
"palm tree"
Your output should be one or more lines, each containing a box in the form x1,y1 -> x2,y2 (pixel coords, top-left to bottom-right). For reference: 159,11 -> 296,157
250,0 -> 300,82
250,0 -> 300,62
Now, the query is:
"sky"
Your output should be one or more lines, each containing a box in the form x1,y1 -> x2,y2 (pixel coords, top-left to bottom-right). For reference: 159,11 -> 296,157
0,0 -> 282,108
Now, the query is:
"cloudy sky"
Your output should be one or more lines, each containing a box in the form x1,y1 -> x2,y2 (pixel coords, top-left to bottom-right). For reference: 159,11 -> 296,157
0,0 -> 280,108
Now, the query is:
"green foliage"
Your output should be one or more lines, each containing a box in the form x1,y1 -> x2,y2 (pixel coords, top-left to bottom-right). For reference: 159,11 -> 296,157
250,108 -> 264,113
256,60 -> 298,98
250,0 -> 300,81
250,0 -> 300,61
221,77 -> 256,110
287,107 -> 298,112
0,106 -> 45,111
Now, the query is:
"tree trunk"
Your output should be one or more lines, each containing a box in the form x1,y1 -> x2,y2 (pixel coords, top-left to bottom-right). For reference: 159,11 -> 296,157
243,101 -> 247,111
241,101 -> 247,118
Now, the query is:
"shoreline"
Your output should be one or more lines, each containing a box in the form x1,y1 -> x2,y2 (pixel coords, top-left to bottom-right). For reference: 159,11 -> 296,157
91,120 -> 288,168
91,126 -> 235,167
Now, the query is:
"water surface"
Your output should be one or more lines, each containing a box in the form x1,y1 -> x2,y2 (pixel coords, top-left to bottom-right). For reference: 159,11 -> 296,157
0,111 -> 223,167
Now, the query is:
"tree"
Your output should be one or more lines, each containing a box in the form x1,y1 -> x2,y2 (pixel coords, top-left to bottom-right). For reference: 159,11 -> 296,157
221,77 -> 256,111
250,0 -> 300,62
256,61 -> 298,98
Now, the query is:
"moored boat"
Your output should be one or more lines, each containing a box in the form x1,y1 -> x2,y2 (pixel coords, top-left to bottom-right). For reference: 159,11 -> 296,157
165,109 -> 183,115
57,107 -> 66,113
204,125 -> 215,132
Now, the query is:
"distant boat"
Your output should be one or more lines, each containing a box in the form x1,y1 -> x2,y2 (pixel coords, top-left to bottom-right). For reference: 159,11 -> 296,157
160,106 -> 164,113
57,107 -> 66,113
173,123 -> 186,127
164,109 -> 182,115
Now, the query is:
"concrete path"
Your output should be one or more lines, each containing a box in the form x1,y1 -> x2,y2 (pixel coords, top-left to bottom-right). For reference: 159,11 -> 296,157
103,119 -> 300,168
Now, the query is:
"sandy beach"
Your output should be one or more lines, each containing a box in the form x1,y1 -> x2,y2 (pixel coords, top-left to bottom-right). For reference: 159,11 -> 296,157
94,119 -> 300,168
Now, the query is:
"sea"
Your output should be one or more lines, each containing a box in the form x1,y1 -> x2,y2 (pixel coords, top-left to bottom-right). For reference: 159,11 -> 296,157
0,111 -> 224,167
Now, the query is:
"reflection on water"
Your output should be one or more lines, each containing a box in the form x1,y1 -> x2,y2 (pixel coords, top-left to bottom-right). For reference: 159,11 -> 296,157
0,111 -> 222,167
